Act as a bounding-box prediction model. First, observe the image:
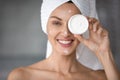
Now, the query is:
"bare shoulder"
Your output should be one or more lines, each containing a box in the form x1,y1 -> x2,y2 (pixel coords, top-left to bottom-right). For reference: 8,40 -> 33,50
7,67 -> 29,80
91,70 -> 107,80
7,60 -> 46,80
7,60 -> 50,80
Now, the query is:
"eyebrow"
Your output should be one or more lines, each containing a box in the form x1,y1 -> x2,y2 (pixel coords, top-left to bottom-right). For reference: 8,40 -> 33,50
50,16 -> 62,21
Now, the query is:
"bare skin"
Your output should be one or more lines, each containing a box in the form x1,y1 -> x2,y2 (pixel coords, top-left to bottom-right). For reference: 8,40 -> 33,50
8,2 -> 120,80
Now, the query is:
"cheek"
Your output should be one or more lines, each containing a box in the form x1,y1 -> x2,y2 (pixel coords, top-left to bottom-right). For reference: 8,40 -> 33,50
47,28 -> 57,36
48,29 -> 53,35
47,22 -> 58,36
47,25 -> 59,42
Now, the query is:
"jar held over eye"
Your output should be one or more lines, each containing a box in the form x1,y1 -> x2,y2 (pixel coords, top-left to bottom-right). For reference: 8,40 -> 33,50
68,14 -> 89,34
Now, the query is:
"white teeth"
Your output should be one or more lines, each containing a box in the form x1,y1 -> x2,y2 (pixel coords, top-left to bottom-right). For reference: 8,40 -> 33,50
58,40 -> 72,44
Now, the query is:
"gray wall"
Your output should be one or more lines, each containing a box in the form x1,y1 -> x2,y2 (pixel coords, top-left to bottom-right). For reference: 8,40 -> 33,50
0,0 -> 120,80
97,0 -> 120,69
0,0 -> 47,80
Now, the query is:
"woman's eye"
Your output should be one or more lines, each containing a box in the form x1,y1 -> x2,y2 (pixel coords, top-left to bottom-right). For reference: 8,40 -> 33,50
52,21 -> 62,26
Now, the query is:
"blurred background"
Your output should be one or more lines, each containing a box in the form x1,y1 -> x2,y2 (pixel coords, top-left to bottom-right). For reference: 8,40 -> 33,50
0,0 -> 120,80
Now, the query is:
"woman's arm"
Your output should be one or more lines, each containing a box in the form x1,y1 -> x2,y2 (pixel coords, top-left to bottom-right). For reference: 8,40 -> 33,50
74,17 -> 120,80
99,50 -> 120,80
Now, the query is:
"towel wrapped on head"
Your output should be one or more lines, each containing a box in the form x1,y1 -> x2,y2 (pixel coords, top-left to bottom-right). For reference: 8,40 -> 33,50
41,0 -> 103,70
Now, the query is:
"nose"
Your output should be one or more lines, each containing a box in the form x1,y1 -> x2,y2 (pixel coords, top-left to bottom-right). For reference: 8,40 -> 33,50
61,24 -> 71,37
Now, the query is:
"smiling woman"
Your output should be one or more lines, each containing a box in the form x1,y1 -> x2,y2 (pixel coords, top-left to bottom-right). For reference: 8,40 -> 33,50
46,2 -> 80,56
7,0 -> 120,80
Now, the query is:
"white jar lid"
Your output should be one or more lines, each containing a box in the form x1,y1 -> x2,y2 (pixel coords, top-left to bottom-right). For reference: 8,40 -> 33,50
68,14 -> 89,34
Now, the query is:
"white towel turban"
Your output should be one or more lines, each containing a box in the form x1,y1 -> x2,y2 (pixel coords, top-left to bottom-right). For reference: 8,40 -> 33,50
41,0 -> 103,70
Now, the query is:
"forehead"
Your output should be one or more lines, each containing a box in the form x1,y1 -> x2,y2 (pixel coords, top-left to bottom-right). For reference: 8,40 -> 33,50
50,2 -> 81,18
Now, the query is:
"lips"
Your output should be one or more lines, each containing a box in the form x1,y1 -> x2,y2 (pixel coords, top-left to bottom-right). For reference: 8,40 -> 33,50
58,40 -> 72,44
57,39 -> 74,47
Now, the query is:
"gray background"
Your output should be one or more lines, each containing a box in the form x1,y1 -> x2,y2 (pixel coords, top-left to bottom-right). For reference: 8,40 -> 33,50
0,0 -> 120,80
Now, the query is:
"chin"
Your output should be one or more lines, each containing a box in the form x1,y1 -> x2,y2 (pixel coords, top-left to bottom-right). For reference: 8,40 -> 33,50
57,48 -> 76,56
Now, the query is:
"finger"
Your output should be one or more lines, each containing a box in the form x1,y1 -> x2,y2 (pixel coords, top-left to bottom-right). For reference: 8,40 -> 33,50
88,17 -> 93,22
88,18 -> 93,31
92,21 -> 99,32
97,27 -> 103,35
88,18 -> 94,37
86,16 -> 93,30
74,34 -> 87,44
86,16 -> 91,21
102,29 -> 109,37
88,17 -> 98,31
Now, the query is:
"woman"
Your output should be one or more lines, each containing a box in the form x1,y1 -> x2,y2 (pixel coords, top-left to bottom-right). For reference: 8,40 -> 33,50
8,0 -> 120,80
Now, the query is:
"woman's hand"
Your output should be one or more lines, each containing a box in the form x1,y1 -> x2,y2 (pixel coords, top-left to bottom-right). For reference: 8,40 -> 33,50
74,17 -> 120,80
74,17 -> 111,57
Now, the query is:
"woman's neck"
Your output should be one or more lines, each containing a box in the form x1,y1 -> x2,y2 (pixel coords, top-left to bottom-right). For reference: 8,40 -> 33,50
46,51 -> 79,74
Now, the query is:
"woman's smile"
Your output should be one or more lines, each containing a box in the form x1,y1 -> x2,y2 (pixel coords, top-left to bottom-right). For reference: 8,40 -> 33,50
57,38 -> 74,48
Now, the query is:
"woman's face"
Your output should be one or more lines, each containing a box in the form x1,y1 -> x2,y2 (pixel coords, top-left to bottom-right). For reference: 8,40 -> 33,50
47,2 -> 81,55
